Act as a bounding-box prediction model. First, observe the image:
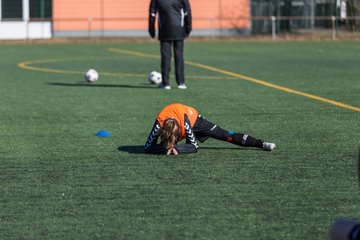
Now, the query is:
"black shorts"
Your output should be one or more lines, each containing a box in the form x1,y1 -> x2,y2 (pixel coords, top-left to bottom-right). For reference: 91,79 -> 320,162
193,115 -> 218,142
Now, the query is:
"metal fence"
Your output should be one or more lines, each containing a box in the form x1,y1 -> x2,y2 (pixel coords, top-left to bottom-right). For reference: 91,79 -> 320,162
49,16 -> 360,40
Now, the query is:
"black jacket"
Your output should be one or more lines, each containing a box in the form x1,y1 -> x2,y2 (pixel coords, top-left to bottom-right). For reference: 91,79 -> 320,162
149,0 -> 192,40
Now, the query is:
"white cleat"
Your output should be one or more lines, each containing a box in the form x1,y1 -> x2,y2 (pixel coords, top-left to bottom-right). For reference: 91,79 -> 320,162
263,142 -> 276,151
159,84 -> 171,90
177,84 -> 187,89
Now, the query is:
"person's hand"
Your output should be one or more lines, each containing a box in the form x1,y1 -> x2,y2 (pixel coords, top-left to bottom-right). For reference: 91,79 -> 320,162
330,219 -> 360,240
185,29 -> 191,38
149,28 -> 155,39
167,147 -> 178,155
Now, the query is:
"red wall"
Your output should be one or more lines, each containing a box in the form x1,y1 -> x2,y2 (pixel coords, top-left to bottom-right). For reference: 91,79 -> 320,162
53,0 -> 250,31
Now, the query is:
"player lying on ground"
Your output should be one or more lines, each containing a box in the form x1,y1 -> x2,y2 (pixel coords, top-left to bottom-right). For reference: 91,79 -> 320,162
144,103 -> 276,155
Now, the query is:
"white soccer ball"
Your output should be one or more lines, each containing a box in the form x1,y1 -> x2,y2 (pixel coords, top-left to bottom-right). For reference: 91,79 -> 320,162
148,71 -> 162,85
84,69 -> 99,82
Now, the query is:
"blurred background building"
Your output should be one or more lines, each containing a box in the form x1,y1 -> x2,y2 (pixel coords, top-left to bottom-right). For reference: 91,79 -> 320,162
0,0 -> 359,40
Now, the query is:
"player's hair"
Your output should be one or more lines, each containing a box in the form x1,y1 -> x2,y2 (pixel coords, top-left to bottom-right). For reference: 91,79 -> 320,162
160,118 -> 180,150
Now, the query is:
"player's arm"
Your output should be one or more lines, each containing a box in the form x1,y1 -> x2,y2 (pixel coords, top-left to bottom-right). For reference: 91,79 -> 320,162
174,115 -> 198,154
148,0 -> 157,38
183,0 -> 192,36
144,120 -> 166,154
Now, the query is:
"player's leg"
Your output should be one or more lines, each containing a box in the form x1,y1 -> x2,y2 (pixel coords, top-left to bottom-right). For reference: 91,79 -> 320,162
214,127 -> 276,150
160,41 -> 172,88
173,40 -> 186,88
193,115 -> 275,150
212,127 -> 264,148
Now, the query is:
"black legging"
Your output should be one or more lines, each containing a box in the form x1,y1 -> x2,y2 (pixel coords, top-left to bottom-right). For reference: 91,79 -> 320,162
193,115 -> 263,148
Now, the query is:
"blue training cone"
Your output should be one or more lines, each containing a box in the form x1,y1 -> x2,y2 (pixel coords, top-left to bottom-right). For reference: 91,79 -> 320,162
96,130 -> 111,137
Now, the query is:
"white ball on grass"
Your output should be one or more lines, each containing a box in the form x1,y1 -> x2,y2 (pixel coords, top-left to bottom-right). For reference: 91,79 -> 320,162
148,71 -> 162,85
84,69 -> 99,82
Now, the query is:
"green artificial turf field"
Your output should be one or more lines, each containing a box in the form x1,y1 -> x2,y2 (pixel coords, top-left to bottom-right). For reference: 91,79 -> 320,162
0,40 -> 359,239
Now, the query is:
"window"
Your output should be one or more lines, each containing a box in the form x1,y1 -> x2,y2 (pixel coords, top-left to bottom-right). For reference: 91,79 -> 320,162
30,0 -> 52,20
2,0 -> 23,20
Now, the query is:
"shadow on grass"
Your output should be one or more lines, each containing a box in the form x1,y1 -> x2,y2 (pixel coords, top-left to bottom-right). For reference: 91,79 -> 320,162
47,82 -> 156,89
118,145 -> 145,154
200,146 -> 263,151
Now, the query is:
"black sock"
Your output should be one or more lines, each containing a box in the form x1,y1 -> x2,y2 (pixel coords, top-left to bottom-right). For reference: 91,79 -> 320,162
211,127 -> 263,148
232,133 -> 263,148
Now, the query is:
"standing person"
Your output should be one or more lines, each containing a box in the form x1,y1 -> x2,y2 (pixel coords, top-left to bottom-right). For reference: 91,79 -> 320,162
148,0 -> 192,90
144,103 -> 276,155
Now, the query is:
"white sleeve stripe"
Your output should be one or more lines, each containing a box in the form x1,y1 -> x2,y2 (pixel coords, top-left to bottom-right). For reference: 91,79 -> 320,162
185,122 -> 198,149
180,9 -> 185,27
145,124 -> 160,149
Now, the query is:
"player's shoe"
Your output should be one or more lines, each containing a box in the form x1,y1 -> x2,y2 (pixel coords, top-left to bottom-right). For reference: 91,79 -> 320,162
177,84 -> 187,89
263,142 -> 276,151
159,84 -> 171,90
